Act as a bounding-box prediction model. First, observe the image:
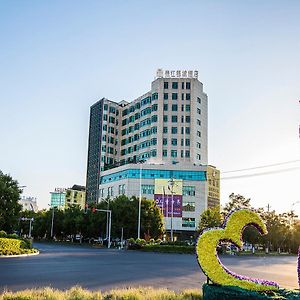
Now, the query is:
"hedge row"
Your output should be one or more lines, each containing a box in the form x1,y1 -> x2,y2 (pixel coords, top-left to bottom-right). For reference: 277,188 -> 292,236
141,244 -> 195,254
0,286 -> 202,300
0,237 -> 36,256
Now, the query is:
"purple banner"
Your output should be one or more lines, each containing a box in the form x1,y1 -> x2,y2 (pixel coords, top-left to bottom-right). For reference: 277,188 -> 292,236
154,194 -> 182,217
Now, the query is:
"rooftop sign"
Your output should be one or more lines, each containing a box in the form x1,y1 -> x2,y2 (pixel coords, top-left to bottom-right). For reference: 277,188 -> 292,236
156,68 -> 198,79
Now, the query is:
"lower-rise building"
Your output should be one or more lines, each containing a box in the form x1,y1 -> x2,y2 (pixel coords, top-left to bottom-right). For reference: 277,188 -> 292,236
65,185 -> 86,210
98,162 -> 220,238
19,196 -> 38,212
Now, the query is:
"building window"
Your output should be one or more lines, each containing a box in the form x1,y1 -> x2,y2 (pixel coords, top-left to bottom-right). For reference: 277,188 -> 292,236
197,119 -> 201,126
172,82 -> 178,89
118,184 -> 125,195
181,150 -> 184,158
197,130 -> 201,137
141,184 -> 155,194
181,93 -> 184,100
152,104 -> 158,111
185,150 -> 190,157
171,138 -> 177,146
163,104 -> 168,110
152,93 -> 158,100
164,82 -> 168,89
151,115 -> 158,123
164,93 -> 168,100
171,127 -> 177,134
181,82 -> 184,89
103,125 -> 107,131
186,105 -> 191,111
197,154 -> 201,160
172,104 -> 178,111
171,150 -> 177,158
182,201 -> 195,211
163,138 -> 168,145
163,115 -> 168,122
104,104 -> 108,110
151,138 -> 157,145
103,114 -> 108,121
182,217 -> 195,228
197,97 -> 201,103
197,108 -> 201,114
172,93 -> 178,100
197,142 -> 201,148
186,127 -> 190,134
163,150 -> 168,157
186,82 -> 191,89
172,115 -> 178,122
183,186 -> 195,196
150,149 -> 157,157
186,93 -> 191,100
186,139 -> 190,146
163,127 -> 168,133
186,116 -> 190,123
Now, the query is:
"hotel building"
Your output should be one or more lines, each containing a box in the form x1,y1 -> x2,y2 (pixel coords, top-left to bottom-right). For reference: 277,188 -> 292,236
86,69 -> 219,235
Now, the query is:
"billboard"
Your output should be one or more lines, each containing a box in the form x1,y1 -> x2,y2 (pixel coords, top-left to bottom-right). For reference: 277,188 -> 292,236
154,179 -> 183,217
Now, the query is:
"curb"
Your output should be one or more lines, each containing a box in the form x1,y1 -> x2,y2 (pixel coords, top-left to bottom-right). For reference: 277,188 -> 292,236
0,251 -> 40,258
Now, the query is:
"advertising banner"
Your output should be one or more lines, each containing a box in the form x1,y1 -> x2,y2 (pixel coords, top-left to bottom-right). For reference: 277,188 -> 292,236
154,194 -> 182,217
154,179 -> 183,195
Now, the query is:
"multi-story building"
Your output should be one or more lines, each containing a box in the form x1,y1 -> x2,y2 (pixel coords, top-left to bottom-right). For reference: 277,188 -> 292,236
19,196 -> 38,212
86,69 -> 219,236
50,188 -> 66,209
207,165 -> 220,208
65,185 -> 86,210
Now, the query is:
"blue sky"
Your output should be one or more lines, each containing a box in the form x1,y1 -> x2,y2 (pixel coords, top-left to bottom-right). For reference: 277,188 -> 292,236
0,1 -> 299,212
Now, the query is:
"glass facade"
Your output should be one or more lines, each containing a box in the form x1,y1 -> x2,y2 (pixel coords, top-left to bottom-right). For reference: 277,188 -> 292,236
50,192 -> 66,208
182,217 -> 195,228
100,169 -> 206,184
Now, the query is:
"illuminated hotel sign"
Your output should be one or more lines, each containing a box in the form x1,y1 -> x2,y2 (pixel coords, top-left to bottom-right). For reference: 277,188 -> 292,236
156,68 -> 198,79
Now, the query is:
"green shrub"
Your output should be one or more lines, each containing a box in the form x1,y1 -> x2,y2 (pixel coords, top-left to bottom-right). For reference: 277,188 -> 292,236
0,230 -> 7,238
6,233 -> 19,239
142,244 -> 195,254
135,238 -> 147,246
0,237 -> 37,256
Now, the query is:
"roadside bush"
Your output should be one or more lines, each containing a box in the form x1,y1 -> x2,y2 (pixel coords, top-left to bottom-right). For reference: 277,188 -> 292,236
142,244 -> 195,254
0,237 -> 37,255
135,238 -> 147,246
6,233 -> 19,239
0,230 -> 7,238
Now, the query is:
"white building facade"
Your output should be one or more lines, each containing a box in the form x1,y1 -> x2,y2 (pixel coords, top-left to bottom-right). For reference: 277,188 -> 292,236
86,69 -> 218,236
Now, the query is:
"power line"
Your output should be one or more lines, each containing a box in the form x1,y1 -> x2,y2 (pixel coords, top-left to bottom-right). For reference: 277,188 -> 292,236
221,166 -> 300,180
222,159 -> 300,174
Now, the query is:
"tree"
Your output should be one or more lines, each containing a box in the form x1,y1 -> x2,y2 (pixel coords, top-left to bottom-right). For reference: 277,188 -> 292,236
222,193 -> 251,217
0,170 -> 22,232
141,198 -> 164,239
198,206 -> 222,232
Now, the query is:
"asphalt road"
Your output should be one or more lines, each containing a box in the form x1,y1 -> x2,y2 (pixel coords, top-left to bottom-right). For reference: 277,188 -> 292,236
0,242 -> 298,292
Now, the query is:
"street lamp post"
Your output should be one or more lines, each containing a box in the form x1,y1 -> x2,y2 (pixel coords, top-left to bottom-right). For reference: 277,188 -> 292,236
168,178 -> 175,242
138,159 -> 147,239
93,208 -> 112,248
138,163 -> 142,239
50,206 -> 55,238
